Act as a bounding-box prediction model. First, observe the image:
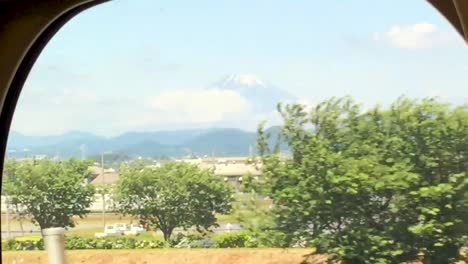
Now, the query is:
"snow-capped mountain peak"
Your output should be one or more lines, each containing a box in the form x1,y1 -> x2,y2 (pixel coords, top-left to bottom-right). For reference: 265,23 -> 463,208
217,74 -> 267,89
227,74 -> 265,87
213,74 -> 297,113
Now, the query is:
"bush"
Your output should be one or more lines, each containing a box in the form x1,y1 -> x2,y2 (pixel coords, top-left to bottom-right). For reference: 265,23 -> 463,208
66,236 -> 165,250
169,233 -> 188,247
65,236 -> 94,249
215,232 -> 251,248
170,233 -> 214,248
1,239 -> 45,251
214,231 -> 291,248
190,237 -> 215,248
253,230 -> 290,248
169,231 -> 287,249
2,236 -> 164,251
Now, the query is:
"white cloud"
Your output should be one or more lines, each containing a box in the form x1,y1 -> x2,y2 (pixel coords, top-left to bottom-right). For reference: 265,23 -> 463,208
129,89 -> 252,127
49,89 -> 99,105
12,83 -> 259,136
374,22 -> 457,50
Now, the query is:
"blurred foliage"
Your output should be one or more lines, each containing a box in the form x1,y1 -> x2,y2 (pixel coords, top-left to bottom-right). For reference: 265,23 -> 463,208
258,96 -> 468,264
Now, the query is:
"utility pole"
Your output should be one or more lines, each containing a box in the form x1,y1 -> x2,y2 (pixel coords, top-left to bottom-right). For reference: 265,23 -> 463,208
5,196 -> 10,238
101,152 -> 105,228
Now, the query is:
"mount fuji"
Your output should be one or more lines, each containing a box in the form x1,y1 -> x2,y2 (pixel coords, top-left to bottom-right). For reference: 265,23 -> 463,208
212,74 -> 296,113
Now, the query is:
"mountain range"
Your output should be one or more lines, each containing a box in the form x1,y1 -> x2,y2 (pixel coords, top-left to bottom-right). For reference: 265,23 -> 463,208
6,127 -> 285,159
7,74 -> 294,160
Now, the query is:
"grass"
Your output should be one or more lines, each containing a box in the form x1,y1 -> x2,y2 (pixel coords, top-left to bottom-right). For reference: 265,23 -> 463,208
65,227 -> 102,238
1,248 -> 322,264
13,235 -> 42,242
135,232 -> 164,241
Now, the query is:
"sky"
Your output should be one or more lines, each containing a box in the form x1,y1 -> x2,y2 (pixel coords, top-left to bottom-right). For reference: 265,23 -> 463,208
11,0 -> 468,137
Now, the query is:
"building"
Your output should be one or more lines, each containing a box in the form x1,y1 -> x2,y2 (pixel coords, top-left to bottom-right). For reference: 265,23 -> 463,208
88,166 -> 120,186
85,157 -> 264,189
177,157 -> 263,189
214,163 -> 262,189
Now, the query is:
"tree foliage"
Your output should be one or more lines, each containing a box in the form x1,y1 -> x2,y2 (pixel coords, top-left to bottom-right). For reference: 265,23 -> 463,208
258,97 -> 468,263
3,159 -> 95,229
116,162 -> 233,241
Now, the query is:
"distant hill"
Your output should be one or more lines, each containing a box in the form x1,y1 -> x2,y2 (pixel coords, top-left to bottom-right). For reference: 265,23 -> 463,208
6,127 -> 288,159
183,128 -> 256,157
6,74 -> 296,160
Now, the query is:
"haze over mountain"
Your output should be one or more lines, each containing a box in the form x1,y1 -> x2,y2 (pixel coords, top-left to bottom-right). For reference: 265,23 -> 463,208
6,127 -> 285,159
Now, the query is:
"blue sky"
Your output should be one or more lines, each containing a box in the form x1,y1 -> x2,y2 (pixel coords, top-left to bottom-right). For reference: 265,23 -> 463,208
12,0 -> 468,136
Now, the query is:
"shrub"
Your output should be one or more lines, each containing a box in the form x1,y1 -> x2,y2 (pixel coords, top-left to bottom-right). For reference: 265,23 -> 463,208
215,232 -> 251,248
168,232 -> 187,247
170,233 -> 214,248
65,236 -> 92,249
190,237 -> 215,248
1,239 -> 45,251
2,236 -> 164,251
253,230 -> 290,248
214,230 -> 291,248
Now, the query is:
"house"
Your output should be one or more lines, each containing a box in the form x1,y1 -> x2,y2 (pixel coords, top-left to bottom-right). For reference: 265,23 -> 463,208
88,166 -> 120,186
178,157 -> 263,189
214,163 -> 262,189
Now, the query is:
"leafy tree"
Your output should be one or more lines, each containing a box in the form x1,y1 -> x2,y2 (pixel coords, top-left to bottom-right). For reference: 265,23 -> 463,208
258,97 -> 468,263
116,162 -> 233,241
385,98 -> 468,263
3,159 -> 95,230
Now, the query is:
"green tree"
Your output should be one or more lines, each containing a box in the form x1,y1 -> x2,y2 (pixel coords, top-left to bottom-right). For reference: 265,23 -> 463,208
385,98 -> 468,263
258,97 -> 468,263
116,162 -> 234,241
3,159 -> 95,230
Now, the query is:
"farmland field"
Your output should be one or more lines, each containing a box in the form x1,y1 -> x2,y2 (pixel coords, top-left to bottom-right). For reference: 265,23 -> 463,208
1,248 -> 324,264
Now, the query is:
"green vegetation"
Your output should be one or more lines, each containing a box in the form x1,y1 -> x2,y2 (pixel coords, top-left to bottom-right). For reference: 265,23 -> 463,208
14,235 -> 42,242
1,231 -> 291,251
3,159 -> 95,229
116,162 -> 234,241
230,192 -> 275,236
3,96 -> 467,264
1,236 -> 165,251
2,238 -> 45,251
256,97 -> 468,264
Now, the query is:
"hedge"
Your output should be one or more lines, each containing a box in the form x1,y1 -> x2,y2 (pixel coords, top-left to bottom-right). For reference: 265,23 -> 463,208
2,231 -> 293,251
2,236 -> 164,251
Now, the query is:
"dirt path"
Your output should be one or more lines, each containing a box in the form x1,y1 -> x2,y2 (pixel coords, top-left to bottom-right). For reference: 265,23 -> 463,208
2,249 -> 326,264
